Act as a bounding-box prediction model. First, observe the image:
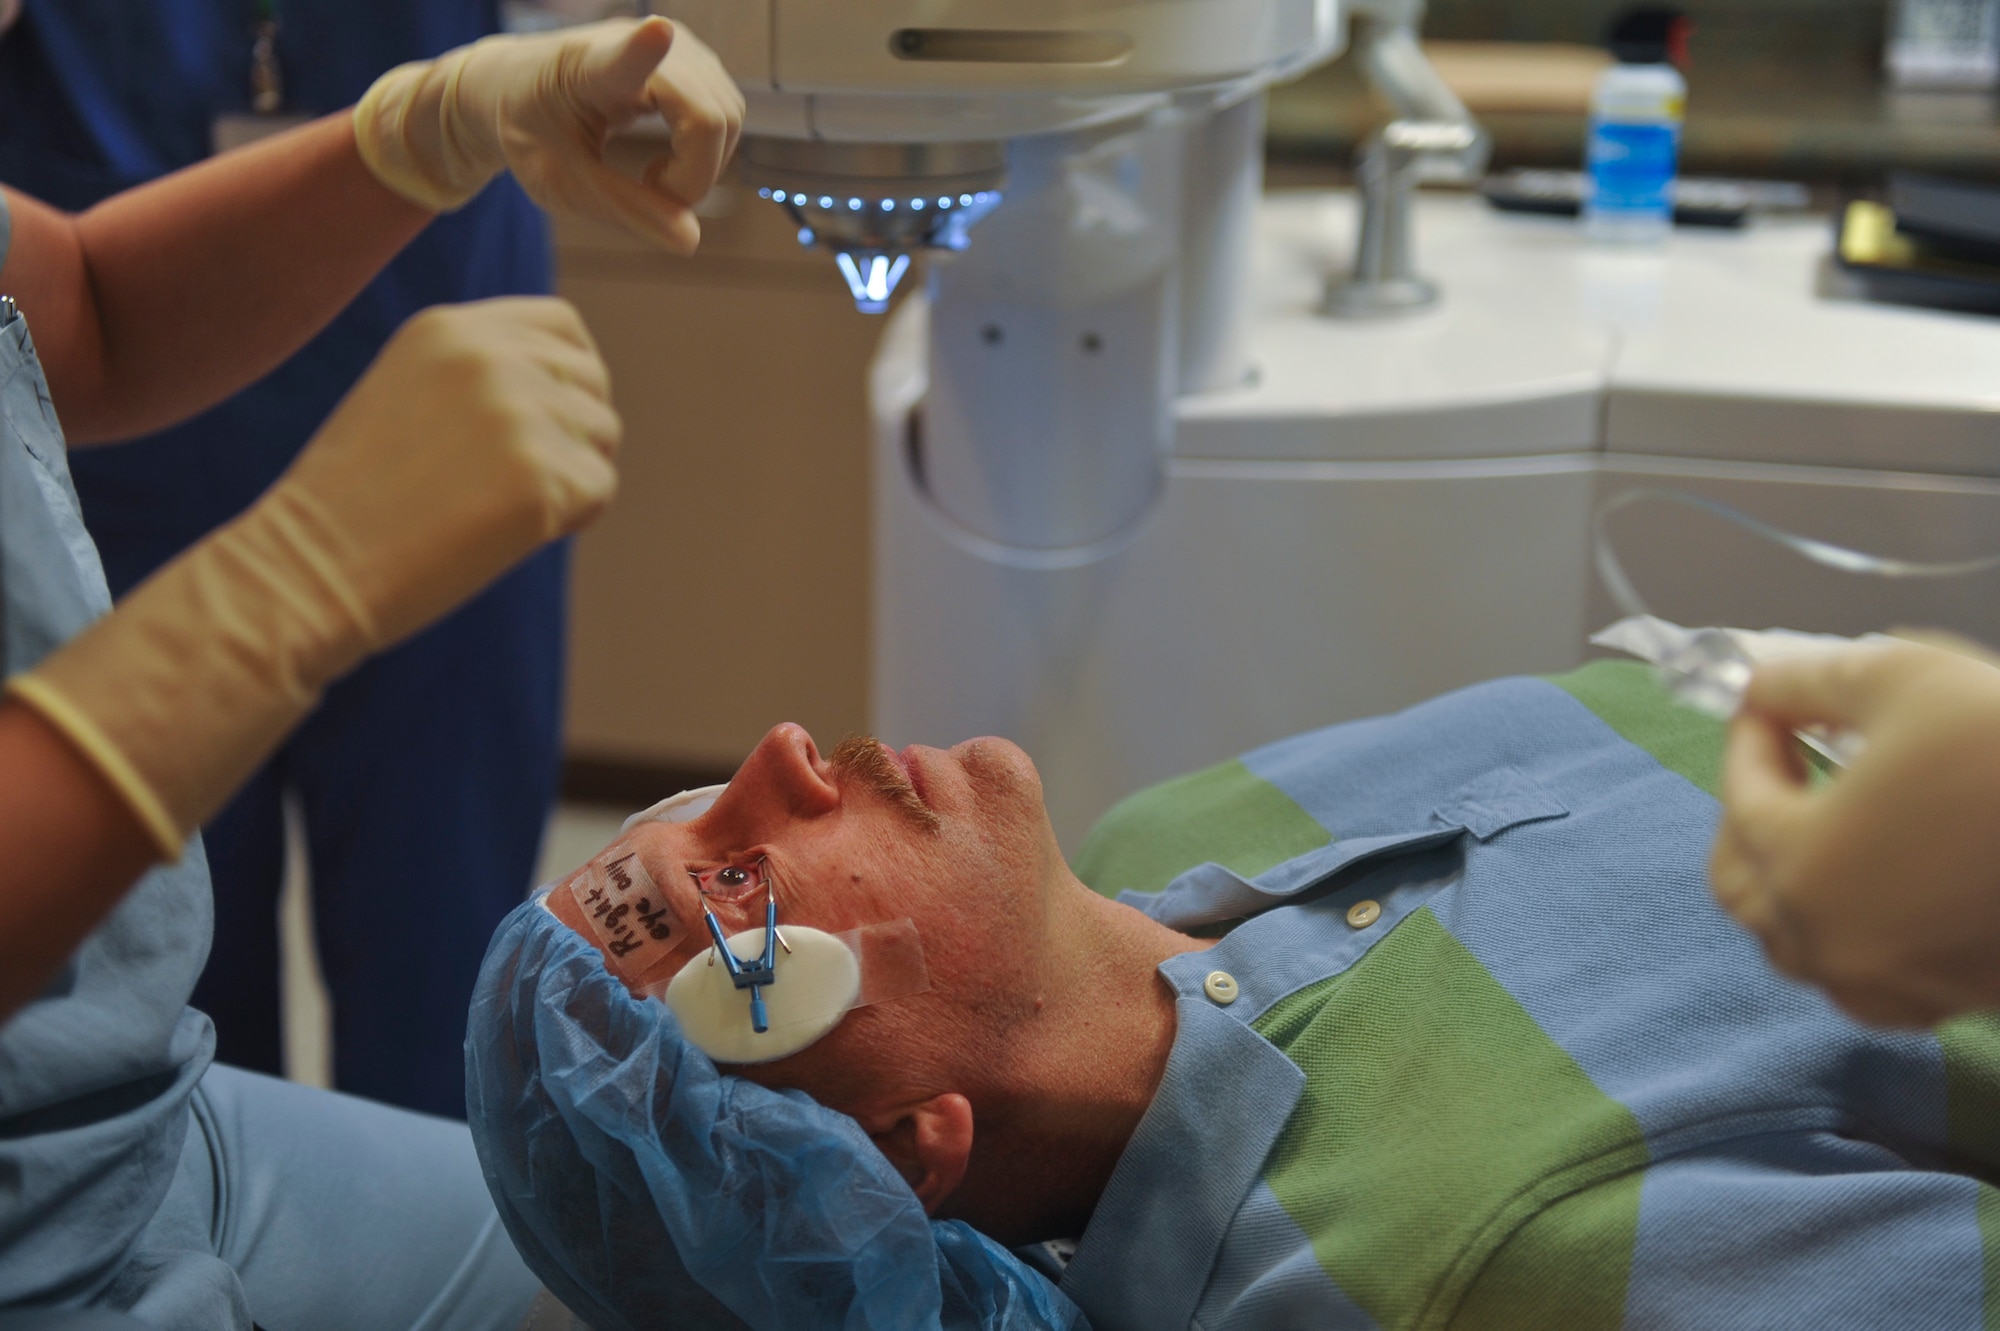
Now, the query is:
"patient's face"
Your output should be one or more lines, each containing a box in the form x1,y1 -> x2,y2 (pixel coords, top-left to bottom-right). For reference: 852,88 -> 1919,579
552,723 -> 1062,1051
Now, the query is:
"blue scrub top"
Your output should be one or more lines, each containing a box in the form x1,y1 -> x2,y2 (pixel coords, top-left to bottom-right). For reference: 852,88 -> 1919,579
0,197 -> 224,1314
0,0 -> 553,584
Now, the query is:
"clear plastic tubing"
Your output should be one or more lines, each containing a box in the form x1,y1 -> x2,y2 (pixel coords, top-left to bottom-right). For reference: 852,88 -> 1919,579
1584,60 -> 1686,246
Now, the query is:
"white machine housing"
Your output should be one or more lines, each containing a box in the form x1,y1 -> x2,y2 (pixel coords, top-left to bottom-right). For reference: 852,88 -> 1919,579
660,0 -> 1340,138
875,195 -> 2000,849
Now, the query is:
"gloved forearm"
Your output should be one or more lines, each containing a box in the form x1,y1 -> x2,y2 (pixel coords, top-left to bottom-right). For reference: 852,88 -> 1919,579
467,896 -> 1089,1331
8,484 -> 375,854
8,297 -> 619,860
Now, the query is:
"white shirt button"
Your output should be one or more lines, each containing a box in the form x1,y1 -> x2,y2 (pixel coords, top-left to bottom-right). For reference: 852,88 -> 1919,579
1203,970 -> 1240,1005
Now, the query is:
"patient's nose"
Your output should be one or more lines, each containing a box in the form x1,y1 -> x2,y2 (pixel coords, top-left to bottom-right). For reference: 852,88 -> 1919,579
718,724 -> 839,827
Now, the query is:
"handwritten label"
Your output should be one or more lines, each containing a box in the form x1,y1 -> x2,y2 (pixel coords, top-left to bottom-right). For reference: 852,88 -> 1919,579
569,849 -> 678,978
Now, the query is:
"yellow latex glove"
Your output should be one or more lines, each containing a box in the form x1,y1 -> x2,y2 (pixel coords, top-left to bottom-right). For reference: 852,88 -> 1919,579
354,16 -> 744,253
1710,633 -> 2000,1027
8,297 -> 619,858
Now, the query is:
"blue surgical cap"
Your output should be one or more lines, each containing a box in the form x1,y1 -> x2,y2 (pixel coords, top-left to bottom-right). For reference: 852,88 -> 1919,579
465,893 -> 1087,1331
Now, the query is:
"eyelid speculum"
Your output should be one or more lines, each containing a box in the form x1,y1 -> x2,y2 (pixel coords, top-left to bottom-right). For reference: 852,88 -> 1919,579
695,858 -> 792,1033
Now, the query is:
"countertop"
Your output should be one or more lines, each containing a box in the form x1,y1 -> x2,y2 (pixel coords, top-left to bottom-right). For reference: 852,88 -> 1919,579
1269,42 -> 2000,184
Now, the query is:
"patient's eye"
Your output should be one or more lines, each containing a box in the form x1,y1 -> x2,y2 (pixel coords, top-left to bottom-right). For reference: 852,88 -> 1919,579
690,859 -> 770,905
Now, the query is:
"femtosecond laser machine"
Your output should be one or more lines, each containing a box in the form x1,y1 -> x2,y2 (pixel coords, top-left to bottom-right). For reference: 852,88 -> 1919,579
653,0 -> 2000,850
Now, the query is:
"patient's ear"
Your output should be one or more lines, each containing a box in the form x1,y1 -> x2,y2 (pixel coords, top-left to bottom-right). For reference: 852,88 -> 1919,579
858,1093 -> 974,1214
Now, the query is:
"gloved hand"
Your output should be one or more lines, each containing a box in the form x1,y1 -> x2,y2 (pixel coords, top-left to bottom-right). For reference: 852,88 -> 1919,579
465,894 -> 1089,1331
1711,633 -> 2000,1026
353,16 -> 745,253
7,297 -> 618,856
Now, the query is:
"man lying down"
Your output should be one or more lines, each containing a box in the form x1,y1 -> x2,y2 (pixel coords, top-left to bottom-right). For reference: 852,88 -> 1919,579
466,661 -> 2000,1331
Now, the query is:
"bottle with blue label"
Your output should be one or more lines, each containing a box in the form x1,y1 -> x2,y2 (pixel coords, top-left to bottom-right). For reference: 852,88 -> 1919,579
1585,7 -> 1690,245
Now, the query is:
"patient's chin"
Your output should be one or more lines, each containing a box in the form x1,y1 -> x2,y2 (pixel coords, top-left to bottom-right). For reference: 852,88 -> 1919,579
962,736 -> 1043,804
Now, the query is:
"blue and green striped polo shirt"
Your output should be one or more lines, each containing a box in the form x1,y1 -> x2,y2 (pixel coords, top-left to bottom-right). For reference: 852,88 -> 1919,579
1058,661 -> 2000,1331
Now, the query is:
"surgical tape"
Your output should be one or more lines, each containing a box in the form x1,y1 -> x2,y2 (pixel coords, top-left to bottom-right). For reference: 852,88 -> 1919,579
564,849 -> 680,988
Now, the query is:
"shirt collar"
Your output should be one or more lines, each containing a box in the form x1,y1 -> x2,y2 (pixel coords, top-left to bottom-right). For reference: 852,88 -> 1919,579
1060,845 -> 1466,1329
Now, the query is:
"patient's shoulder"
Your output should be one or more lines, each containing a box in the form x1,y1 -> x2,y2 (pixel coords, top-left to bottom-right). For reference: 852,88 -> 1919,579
1073,757 -> 1330,901
1074,661 -> 1729,902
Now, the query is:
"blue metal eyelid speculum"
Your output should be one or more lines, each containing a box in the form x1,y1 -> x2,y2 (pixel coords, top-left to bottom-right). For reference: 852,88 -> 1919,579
695,858 -> 792,1034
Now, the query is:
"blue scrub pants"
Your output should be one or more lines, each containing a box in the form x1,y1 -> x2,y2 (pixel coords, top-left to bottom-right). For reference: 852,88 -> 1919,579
134,1063 -> 541,1330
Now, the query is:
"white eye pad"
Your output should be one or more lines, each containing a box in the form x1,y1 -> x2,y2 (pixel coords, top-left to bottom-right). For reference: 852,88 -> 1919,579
622,784 -> 728,833
662,926 -> 858,1064
655,918 -> 930,1066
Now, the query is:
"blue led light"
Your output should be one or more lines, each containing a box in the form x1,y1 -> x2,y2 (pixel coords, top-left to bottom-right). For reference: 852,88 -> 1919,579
938,196 -> 952,209
880,199 -> 895,211
848,198 -> 862,211
818,196 -> 833,209
911,198 -> 925,210
794,193 -> 811,206
797,227 -> 815,246
757,187 -> 772,199
934,189 -> 1004,253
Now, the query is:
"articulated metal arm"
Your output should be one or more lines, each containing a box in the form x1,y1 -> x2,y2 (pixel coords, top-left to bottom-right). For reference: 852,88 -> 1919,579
1325,0 -> 1491,317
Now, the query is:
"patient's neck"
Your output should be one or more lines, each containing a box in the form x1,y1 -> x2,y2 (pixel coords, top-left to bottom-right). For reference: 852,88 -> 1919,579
942,882 -> 1208,1245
